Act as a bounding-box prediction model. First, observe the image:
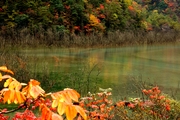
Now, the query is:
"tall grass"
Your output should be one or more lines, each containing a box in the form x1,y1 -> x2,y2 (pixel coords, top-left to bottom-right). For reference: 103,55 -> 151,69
0,28 -> 180,48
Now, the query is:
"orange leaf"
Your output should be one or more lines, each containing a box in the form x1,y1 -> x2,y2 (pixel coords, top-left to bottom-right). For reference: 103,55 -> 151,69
30,85 -> 45,98
30,86 -> 39,98
30,79 -> 40,86
16,91 -> 26,104
52,112 -> 63,120
0,66 -> 14,75
66,105 -> 77,120
23,79 -> 45,98
3,90 -> 25,104
75,106 -> 87,120
3,90 -> 11,103
9,90 -> 15,104
41,104 -> 52,120
128,6 -> 134,11
62,92 -> 72,103
66,89 -> 80,102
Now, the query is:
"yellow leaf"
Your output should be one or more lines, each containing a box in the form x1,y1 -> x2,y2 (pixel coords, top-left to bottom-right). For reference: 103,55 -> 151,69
75,106 -> 87,120
89,14 -> 99,25
52,99 -> 58,108
51,92 -> 64,102
57,102 -> 66,115
9,80 -> 17,90
66,105 -> 77,120
4,78 -> 12,87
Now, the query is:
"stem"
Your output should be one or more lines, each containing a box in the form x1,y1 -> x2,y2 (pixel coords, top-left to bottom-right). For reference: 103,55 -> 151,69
87,64 -> 97,93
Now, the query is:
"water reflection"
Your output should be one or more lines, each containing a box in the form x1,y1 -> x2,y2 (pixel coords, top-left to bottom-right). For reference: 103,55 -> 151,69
20,44 -> 180,98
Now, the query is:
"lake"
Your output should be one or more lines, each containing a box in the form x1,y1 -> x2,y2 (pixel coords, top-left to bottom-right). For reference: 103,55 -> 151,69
4,43 -> 180,99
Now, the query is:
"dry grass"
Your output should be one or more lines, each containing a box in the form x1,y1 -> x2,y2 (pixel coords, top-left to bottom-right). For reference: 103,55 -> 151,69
0,28 -> 180,48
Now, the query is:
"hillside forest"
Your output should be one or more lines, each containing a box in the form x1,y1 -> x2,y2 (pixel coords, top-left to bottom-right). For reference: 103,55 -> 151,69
0,0 -> 180,35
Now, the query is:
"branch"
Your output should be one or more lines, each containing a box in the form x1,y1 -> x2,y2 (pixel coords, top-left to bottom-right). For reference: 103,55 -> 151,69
0,103 -> 26,114
0,94 -> 45,114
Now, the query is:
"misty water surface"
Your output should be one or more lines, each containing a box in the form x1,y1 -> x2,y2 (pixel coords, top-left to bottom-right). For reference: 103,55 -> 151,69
20,43 -> 180,99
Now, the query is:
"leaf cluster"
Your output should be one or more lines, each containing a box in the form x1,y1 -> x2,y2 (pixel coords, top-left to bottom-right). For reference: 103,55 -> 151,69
0,66 -> 87,120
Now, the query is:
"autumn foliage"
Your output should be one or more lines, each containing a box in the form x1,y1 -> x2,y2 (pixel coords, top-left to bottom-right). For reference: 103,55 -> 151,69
1,0 -> 180,35
0,66 -> 87,120
0,66 -> 180,120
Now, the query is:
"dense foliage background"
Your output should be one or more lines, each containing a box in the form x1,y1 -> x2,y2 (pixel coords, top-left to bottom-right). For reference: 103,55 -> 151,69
0,0 -> 180,34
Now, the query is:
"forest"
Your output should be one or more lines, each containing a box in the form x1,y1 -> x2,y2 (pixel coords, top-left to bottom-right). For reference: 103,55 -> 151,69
0,0 -> 180,35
